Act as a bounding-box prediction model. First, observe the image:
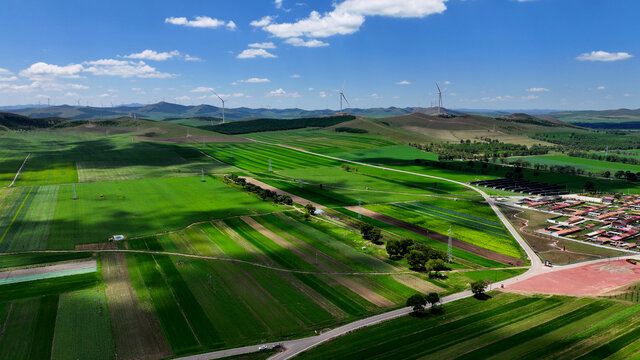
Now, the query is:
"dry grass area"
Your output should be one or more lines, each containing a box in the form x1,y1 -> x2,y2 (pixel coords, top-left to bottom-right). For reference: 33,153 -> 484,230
102,253 -> 172,360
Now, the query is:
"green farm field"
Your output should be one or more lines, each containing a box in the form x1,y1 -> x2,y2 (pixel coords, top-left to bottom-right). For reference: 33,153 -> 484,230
295,292 -> 640,360
243,128 -> 399,154
0,176 -> 283,251
367,200 -> 523,259
509,154 -> 640,173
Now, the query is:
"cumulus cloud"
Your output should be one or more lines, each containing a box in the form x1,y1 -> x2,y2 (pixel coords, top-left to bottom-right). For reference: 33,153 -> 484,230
20,62 -> 84,79
0,80 -> 88,94
234,78 -> 271,84
291,74 -> 301,78
20,60 -> 173,80
275,0 -> 283,9
395,80 -> 411,85
268,88 -> 301,97
165,16 -> 237,30
123,49 -> 181,61
237,48 -> 277,59
184,54 -> 202,61
527,87 -> 549,92
82,59 -> 174,78
481,95 -> 538,102
250,16 -> 273,27
249,42 -> 276,49
285,38 -> 329,47
597,86 -> 606,90
319,91 -> 327,98
261,0 -> 447,39
190,86 -> 214,93
576,51 -> 633,62
0,68 -> 17,81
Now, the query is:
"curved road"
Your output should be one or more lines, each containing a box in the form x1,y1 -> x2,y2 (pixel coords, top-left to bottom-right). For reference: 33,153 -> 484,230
175,141 -> 553,360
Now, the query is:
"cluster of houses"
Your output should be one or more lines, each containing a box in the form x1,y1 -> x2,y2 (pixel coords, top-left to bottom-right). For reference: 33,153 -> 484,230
519,195 -> 640,250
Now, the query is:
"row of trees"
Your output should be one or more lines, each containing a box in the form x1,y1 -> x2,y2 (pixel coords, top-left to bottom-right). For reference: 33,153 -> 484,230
225,174 -> 293,205
567,151 -> 640,166
406,280 -> 489,313
409,141 -> 549,161
532,131 -> 640,151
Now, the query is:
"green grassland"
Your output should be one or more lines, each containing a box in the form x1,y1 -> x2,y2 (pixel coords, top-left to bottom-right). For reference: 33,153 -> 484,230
0,176 -> 283,251
367,200 -> 523,259
243,128 -> 398,154
509,154 -> 640,173
295,292 -> 640,360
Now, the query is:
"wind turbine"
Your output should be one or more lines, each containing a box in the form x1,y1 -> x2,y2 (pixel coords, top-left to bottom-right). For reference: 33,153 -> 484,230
339,83 -> 349,113
213,91 -> 226,125
435,82 -> 443,115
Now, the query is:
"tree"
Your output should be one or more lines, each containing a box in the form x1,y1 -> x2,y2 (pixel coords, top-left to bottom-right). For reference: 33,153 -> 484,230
603,170 -> 611,178
406,294 -> 427,312
303,212 -> 311,221
426,259 -> 447,277
425,292 -> 440,309
406,250 -> 427,270
360,223 -> 382,244
470,280 -> 487,298
584,180 -> 595,193
305,203 -> 316,215
386,240 -> 401,258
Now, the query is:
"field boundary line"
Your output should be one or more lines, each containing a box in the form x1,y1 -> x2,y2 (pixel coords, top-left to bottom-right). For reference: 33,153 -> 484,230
0,186 -> 33,244
0,250 -> 528,276
6,153 -> 30,188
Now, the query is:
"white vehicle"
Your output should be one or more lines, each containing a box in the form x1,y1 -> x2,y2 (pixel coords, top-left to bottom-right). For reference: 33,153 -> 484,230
258,345 -> 268,351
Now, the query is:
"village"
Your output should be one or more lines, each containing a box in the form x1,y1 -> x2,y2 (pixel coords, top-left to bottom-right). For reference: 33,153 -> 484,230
512,194 -> 640,250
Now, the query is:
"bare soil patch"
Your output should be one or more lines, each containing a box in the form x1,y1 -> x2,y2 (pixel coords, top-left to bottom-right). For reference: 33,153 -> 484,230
347,206 -> 523,266
508,259 -> 640,296
242,177 -> 326,210
103,253 -> 172,360
75,242 -> 118,250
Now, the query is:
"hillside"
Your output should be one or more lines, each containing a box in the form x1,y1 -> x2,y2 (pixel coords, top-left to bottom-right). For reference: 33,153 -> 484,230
549,108 -> 640,124
0,112 -> 66,130
367,112 -> 577,145
10,102 -> 462,121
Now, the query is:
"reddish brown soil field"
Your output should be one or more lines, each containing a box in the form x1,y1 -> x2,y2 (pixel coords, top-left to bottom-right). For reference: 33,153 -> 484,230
509,259 -> 640,296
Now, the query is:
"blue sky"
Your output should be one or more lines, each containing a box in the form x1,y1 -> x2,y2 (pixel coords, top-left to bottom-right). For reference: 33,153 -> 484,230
0,0 -> 638,110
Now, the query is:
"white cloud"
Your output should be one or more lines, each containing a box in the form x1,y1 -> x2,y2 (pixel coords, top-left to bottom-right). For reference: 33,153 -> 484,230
226,21 -> 237,31
165,16 -> 237,30
597,86 -> 606,90
82,59 -> 174,78
235,78 -> 271,84
624,93 -> 632,97
285,37 -> 329,47
249,42 -> 276,49
319,91 -> 327,98
0,68 -> 16,81
175,95 -> 192,101
481,95 -> 538,102
291,74 -> 301,78
262,0 -> 446,39
576,51 -> 633,62
20,62 -> 84,79
250,16 -> 273,27
268,88 -> 301,97
184,54 -> 202,61
191,86 -> 214,93
527,87 -> 549,92
395,80 -> 411,85
308,87 -> 314,91
443,80 -> 452,85
123,49 -> 180,61
275,0 -> 283,9
237,48 -> 277,59
131,87 -> 142,91
65,92 -> 81,98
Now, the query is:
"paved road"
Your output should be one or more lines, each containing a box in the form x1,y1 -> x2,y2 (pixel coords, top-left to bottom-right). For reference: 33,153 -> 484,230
171,142 -> 551,360
4,153 -> 30,188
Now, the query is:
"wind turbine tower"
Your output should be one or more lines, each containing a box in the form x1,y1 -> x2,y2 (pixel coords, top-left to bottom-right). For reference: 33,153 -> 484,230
339,83 -> 349,113
435,82 -> 443,115
213,91 -> 226,125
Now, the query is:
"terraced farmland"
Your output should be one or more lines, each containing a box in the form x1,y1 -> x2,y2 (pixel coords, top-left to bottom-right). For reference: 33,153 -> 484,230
295,292 -> 640,360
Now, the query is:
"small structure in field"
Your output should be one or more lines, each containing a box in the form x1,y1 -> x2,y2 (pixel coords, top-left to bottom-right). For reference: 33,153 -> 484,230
109,235 -> 125,242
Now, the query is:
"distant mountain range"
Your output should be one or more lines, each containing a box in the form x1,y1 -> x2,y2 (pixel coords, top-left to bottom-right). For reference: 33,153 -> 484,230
3,102 -> 639,125
5,102 -> 462,121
